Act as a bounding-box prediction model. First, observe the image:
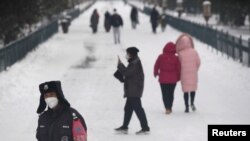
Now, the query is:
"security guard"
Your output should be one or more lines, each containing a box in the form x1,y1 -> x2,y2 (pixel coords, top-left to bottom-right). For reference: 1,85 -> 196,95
36,81 -> 87,141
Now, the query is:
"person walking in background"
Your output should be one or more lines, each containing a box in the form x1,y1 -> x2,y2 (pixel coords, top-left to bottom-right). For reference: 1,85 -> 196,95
130,6 -> 139,29
104,11 -> 111,32
150,6 -> 159,33
159,12 -> 167,32
36,81 -> 87,141
175,34 -> 201,113
90,9 -> 99,33
114,47 -> 150,135
110,9 -> 123,44
154,42 -> 180,114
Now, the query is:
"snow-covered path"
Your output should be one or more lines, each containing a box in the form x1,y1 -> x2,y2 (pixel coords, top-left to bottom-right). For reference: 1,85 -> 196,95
0,1 -> 250,141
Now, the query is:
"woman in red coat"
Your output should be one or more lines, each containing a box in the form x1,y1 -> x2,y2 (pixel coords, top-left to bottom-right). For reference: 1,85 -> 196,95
154,42 -> 181,114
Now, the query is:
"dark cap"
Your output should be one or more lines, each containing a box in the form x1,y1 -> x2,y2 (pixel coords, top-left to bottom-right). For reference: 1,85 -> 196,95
126,47 -> 139,56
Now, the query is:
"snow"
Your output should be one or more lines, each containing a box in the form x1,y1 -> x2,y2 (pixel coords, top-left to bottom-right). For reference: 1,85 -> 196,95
202,1 -> 211,5
0,1 -> 250,141
131,0 -> 250,40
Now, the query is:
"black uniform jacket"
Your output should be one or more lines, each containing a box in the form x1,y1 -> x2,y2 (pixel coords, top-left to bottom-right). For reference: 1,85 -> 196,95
36,105 -> 87,141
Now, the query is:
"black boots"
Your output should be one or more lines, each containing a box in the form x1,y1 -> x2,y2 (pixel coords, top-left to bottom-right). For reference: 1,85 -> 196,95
115,126 -> 150,135
115,126 -> 128,134
136,127 -> 150,135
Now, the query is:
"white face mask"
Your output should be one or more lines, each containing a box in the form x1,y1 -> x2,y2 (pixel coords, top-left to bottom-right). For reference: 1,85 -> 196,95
45,97 -> 59,109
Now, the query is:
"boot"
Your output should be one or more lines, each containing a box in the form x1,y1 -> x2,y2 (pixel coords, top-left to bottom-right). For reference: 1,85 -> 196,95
165,109 -> 172,114
191,105 -> 196,111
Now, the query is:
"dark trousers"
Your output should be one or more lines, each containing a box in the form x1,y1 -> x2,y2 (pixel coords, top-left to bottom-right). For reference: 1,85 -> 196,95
184,91 -> 196,108
122,98 -> 149,130
131,21 -> 137,29
160,83 -> 176,110
92,26 -> 97,33
151,23 -> 157,33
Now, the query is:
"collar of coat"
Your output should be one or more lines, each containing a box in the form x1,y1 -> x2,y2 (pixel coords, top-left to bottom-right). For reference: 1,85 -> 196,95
128,56 -> 140,63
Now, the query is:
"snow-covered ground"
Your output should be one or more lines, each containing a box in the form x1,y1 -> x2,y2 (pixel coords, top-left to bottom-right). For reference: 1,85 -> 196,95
0,1 -> 250,141
130,0 -> 250,40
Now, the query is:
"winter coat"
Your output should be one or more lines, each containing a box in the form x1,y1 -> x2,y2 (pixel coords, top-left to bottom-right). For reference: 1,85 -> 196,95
118,57 -> 144,98
130,7 -> 138,22
154,42 -> 181,84
110,13 -> 123,28
176,34 -> 201,92
150,8 -> 159,25
90,12 -> 99,28
36,105 -> 87,141
160,14 -> 167,27
104,12 -> 111,31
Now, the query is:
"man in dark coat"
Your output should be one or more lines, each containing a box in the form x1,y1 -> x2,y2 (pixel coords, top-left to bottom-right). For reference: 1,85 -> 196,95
130,6 -> 139,29
110,9 -> 123,44
104,11 -> 111,32
90,9 -> 99,33
115,47 -> 150,135
150,7 -> 160,33
36,81 -> 87,141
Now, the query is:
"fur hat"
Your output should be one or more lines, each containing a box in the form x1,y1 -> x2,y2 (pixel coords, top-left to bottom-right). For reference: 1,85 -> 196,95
37,81 -> 70,114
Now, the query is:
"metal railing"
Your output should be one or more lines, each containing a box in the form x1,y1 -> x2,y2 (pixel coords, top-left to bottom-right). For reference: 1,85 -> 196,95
0,1 -> 96,72
0,21 -> 58,71
142,6 -> 250,67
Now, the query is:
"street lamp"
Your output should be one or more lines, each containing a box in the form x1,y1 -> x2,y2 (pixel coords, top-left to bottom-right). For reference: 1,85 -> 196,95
176,0 -> 183,18
202,1 -> 212,26
162,0 -> 167,11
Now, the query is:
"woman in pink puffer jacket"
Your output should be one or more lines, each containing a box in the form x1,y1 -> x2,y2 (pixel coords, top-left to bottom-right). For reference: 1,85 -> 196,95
176,34 -> 201,113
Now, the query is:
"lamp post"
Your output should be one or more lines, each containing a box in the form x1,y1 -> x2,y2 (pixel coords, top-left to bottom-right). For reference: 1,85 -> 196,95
176,0 -> 183,18
162,0 -> 167,11
202,1 -> 212,26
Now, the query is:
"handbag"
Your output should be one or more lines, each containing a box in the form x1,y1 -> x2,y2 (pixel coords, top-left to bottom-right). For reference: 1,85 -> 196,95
113,70 -> 124,83
72,113 -> 87,141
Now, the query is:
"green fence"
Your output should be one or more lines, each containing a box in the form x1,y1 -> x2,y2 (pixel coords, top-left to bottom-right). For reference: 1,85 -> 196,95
143,6 -> 250,67
0,21 -> 58,71
0,1 -> 95,72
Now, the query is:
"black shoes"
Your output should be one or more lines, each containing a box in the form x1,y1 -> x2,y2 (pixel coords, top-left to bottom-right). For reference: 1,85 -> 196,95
115,126 -> 150,135
185,107 -> 189,113
115,126 -> 128,134
135,128 -> 150,135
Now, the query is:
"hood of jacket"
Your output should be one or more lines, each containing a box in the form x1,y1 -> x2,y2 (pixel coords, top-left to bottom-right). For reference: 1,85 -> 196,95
163,42 -> 176,54
176,34 -> 194,53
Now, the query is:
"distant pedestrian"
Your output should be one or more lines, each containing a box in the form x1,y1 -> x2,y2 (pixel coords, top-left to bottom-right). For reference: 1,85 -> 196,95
90,9 -> 99,33
114,47 -> 150,135
176,34 -> 201,113
36,81 -> 87,141
110,9 -> 123,44
160,13 -> 167,32
150,7 -> 159,33
154,42 -> 180,114
130,6 -> 139,29
104,11 -> 111,32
